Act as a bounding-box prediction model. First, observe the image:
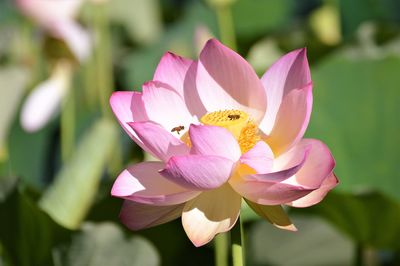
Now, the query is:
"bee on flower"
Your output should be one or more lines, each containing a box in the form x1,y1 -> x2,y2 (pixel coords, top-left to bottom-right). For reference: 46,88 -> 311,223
110,39 -> 338,247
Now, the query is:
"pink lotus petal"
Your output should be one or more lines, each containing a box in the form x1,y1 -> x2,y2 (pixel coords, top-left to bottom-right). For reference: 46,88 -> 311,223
189,124 -> 241,161
109,91 -> 148,146
182,184 -> 241,247
128,121 -> 189,162
120,200 -> 185,230
289,172 -> 338,208
142,81 -> 195,137
231,177 -> 313,205
111,162 -> 199,206
265,83 -> 313,155
259,48 -> 311,134
240,141 -> 274,174
153,52 -> 193,98
277,139 -> 336,189
153,55 -> 207,118
160,155 -> 235,190
244,146 -> 310,183
245,199 -> 297,231
231,138 -> 335,205
196,39 -> 267,121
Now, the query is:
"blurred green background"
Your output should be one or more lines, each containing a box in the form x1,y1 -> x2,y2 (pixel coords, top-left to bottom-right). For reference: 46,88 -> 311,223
1,0 -> 400,265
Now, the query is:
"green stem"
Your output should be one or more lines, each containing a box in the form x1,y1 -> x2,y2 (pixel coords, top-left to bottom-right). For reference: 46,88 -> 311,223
61,87 -> 75,162
214,233 -> 228,266
215,4 -> 237,50
93,2 -> 113,118
231,215 -> 245,266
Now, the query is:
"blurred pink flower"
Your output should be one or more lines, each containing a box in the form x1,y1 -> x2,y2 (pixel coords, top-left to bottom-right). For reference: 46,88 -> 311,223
110,39 -> 338,247
20,60 -> 72,132
16,0 -> 91,61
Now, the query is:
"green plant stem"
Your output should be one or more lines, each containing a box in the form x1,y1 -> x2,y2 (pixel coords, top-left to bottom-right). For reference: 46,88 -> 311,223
93,2 -> 113,118
215,4 -> 237,50
61,87 -> 75,162
214,233 -> 228,266
231,215 -> 245,266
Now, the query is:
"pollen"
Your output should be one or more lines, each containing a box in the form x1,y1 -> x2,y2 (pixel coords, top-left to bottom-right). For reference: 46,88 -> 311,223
199,109 -> 260,153
200,110 -> 248,138
238,121 -> 260,153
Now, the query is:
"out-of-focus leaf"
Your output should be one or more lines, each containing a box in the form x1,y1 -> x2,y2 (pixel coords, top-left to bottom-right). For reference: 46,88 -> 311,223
58,222 -> 159,266
294,191 -> 400,249
8,114 -> 56,189
109,0 -> 162,45
246,38 -> 283,75
309,53 -> 400,200
309,3 -> 342,46
0,67 -> 28,151
122,1 -> 218,89
232,0 -> 293,39
0,175 -> 17,201
0,183 -> 71,266
39,118 -> 118,229
247,215 -> 353,265
340,0 -> 400,39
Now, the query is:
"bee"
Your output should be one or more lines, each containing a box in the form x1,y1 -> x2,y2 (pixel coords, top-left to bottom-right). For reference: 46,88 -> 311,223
171,125 -> 185,135
228,114 -> 240,120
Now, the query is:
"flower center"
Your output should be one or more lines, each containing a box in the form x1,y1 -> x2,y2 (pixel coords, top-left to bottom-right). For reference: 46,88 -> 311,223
200,110 -> 260,153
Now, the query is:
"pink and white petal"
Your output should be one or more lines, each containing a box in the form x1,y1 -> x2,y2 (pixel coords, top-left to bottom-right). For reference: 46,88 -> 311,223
278,139 -> 336,189
244,145 -> 310,183
245,199 -> 297,231
288,172 -> 338,208
231,138 -> 335,205
240,141 -> 274,174
196,39 -> 267,121
230,174 -> 313,205
120,200 -> 185,230
110,91 -> 148,146
265,83 -> 313,155
111,162 -> 199,206
259,48 -> 311,134
17,0 -> 82,24
182,184 -> 241,247
153,52 -> 193,97
142,81 -> 195,136
52,20 -> 91,62
20,62 -> 70,132
189,124 -> 241,161
129,121 -> 189,162
160,155 -> 235,190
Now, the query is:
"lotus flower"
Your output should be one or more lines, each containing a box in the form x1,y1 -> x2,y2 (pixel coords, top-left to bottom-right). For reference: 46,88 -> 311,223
16,0 -> 91,61
110,39 -> 338,247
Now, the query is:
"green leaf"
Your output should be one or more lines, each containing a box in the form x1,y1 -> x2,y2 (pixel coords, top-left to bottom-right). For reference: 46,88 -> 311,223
0,183 -> 71,266
232,0 -> 293,39
247,215 -> 353,265
121,1 -> 218,90
340,0 -> 400,39
294,191 -> 400,249
309,53 -> 400,200
0,66 -> 28,150
39,118 -> 118,229
57,222 -> 160,266
109,0 -> 163,45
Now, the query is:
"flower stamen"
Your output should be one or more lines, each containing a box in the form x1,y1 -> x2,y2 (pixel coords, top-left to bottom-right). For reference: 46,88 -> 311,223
199,109 -> 260,153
